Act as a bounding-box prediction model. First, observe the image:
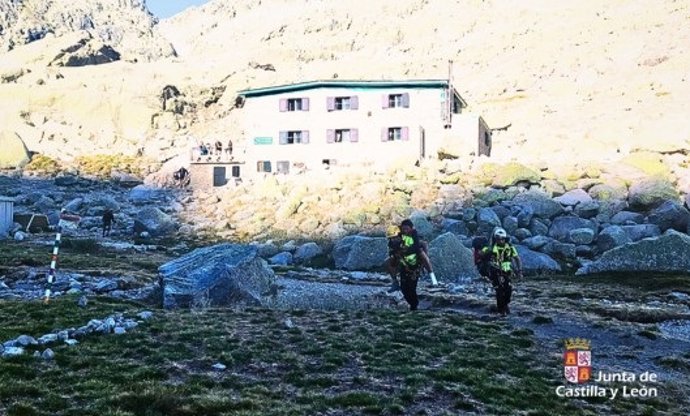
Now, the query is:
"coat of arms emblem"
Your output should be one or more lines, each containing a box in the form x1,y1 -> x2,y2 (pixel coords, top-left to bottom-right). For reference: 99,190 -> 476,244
564,338 -> 592,384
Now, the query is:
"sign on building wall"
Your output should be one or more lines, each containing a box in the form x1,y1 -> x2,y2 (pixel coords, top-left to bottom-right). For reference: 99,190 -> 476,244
254,137 -> 273,145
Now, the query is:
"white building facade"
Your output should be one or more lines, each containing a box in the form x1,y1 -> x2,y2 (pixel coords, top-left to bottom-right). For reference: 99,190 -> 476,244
235,79 -> 490,178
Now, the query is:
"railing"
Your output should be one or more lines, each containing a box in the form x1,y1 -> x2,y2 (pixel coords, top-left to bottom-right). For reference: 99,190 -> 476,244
191,147 -> 236,163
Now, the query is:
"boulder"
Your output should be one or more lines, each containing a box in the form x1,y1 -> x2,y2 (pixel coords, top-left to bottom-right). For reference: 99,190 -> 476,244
512,190 -> 564,219
63,197 -> 84,213
576,245 -> 594,258
620,224 -> 661,242
129,185 -> 165,202
293,242 -> 323,264
588,183 -> 628,201
628,178 -> 679,210
477,207 -> 501,236
474,188 -> 508,206
569,228 -> 595,245
428,233 -> 479,282
333,236 -> 388,270
111,171 -> 143,188
462,208 -> 477,222
410,212 -> 434,239
256,243 -> 281,259
647,201 -> 690,232
542,241 -> 577,260
576,231 -> 690,275
442,218 -> 469,236
610,211 -> 644,225
554,189 -> 593,206
269,252 -> 293,266
516,205 -> 534,228
574,201 -> 600,219
513,228 -> 532,241
159,244 -> 275,309
54,175 -> 79,187
529,218 -> 549,236
491,163 -> 541,188
0,131 -> 30,169
491,205 -> 512,221
515,245 -> 561,275
547,216 -> 597,242
134,207 -> 177,237
502,216 -> 518,235
597,226 -> 631,252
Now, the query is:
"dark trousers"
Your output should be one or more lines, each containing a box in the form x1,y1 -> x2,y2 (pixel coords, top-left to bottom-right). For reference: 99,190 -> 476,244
489,272 -> 512,314
102,223 -> 112,237
400,267 -> 420,310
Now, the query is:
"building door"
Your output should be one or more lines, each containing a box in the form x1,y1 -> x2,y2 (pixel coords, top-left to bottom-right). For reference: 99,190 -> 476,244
419,127 -> 426,160
231,166 -> 241,178
213,166 -> 227,187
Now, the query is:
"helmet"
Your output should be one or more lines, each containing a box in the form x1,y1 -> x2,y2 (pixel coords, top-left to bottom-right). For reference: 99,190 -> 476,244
493,228 -> 507,239
386,225 -> 400,238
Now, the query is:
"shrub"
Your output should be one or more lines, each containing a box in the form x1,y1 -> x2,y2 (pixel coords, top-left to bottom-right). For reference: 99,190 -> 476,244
24,154 -> 62,175
75,154 -> 145,178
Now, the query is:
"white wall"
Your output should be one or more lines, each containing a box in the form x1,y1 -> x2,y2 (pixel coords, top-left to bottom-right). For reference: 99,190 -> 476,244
240,86 -> 479,176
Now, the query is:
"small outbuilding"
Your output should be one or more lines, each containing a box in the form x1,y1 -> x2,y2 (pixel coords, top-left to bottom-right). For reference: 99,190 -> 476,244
0,196 -> 15,237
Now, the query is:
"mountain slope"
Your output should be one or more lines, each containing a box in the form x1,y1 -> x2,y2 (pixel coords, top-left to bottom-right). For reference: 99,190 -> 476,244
160,0 -> 690,160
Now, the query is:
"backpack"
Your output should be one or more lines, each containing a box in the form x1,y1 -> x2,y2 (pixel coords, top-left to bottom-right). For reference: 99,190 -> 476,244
472,236 -> 490,276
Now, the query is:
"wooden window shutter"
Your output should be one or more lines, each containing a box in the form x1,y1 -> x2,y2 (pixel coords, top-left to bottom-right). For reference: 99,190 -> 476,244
350,96 -> 359,110
381,127 -> 388,142
381,94 -> 389,109
350,128 -> 359,143
327,97 -> 335,111
402,127 -> 410,141
302,98 -> 310,111
327,129 -> 335,143
302,130 -> 310,144
279,131 -> 288,144
402,93 -> 410,108
279,99 -> 288,112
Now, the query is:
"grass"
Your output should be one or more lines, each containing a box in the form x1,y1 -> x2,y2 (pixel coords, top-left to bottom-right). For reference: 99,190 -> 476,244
0,241 -> 168,279
1,298 -> 683,416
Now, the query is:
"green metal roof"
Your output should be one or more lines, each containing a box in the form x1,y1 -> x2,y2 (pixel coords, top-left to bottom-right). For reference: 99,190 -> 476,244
238,79 -> 453,98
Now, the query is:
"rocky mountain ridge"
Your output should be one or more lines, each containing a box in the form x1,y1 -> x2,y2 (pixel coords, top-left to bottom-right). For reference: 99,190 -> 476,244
0,0 -> 175,61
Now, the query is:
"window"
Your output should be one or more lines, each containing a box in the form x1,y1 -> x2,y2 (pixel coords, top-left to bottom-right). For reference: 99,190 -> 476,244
382,93 -> 410,108
484,131 -> 491,147
389,94 -> 403,108
335,129 -> 350,143
287,98 -> 302,111
279,98 -> 309,112
231,166 -> 241,177
335,97 -> 351,110
388,127 -> 402,141
327,128 -> 358,143
381,127 -> 409,142
279,130 -> 310,144
257,161 -> 272,173
327,96 -> 358,111
277,161 -> 290,174
287,131 -> 302,144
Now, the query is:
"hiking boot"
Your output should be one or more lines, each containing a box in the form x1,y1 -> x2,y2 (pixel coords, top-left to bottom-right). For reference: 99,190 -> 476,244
387,281 -> 400,293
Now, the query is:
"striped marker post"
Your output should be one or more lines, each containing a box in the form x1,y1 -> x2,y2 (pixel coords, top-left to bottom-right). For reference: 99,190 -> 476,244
44,223 -> 63,303
45,210 -> 80,304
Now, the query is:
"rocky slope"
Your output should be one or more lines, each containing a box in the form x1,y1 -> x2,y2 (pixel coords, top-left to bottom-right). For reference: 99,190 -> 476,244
0,0 -> 175,61
0,0 -> 689,165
